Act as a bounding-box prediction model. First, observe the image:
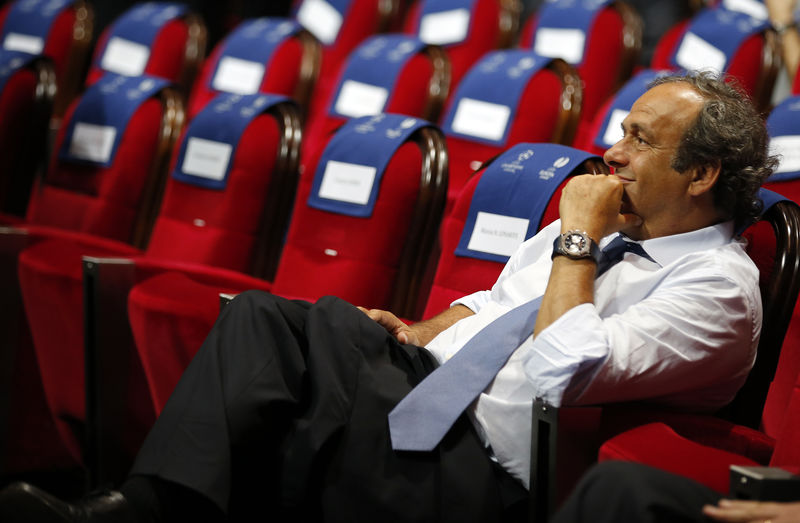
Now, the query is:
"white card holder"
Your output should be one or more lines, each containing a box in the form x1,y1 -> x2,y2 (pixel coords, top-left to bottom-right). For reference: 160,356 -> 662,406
722,0 -> 768,20
334,80 -> 389,118
533,28 -> 586,64
601,108 -> 628,147
296,0 -> 343,45
212,56 -> 265,95
100,36 -> 150,76
467,211 -> 529,257
419,8 -> 470,45
318,160 -> 377,205
181,137 -> 233,181
451,97 -> 511,142
675,32 -> 727,74
770,136 -> 800,174
69,123 -> 118,164
3,32 -> 44,54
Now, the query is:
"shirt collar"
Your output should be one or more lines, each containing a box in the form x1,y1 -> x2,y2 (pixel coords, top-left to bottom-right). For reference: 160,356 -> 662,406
600,221 -> 735,268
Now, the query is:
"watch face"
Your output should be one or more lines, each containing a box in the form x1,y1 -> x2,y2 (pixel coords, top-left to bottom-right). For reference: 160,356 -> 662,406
564,232 -> 588,256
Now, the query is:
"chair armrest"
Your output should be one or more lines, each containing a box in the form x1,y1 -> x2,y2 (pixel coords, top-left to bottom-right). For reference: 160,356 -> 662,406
529,398 -> 602,522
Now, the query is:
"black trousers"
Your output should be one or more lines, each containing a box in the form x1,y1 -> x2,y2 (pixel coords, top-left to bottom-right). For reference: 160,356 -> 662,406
551,461 -> 722,523
130,291 -> 526,522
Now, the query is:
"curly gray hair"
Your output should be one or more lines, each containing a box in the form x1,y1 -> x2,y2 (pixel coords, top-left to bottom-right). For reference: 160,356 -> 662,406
649,71 -> 778,229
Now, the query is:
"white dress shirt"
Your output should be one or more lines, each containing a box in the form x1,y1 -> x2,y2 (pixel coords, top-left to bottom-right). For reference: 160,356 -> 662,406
424,219 -> 762,488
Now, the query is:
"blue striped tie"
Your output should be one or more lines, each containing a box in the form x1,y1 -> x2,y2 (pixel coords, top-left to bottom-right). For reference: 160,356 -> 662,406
388,234 -> 651,451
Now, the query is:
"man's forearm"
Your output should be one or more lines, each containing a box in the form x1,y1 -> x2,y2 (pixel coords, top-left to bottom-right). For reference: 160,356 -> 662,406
533,256 -> 596,338
409,304 -> 474,346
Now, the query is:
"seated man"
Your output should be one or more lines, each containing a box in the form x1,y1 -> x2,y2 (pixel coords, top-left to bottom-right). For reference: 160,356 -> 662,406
0,71 -> 776,522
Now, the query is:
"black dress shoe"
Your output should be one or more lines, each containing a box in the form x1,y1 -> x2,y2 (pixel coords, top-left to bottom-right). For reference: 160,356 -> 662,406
0,482 -> 140,523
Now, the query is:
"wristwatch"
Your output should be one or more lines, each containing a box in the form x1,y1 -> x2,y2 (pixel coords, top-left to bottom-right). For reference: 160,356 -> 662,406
552,230 -> 601,264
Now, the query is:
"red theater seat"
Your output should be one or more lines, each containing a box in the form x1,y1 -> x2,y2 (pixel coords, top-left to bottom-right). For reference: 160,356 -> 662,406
441,53 -> 582,212
650,7 -> 780,111
0,0 -> 93,116
302,34 -> 450,162
0,53 -> 54,218
420,143 -> 607,320
186,18 -> 321,120
403,0 -> 521,93
518,0 -> 642,143
85,3 -> 207,97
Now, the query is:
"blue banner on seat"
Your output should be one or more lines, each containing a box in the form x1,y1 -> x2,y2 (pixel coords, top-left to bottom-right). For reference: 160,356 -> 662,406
1,0 -> 73,55
766,95 -> 800,182
593,69 -> 669,149
93,2 -> 188,77
171,93 -> 290,190
58,74 -> 169,167
442,50 -> 549,146
455,143 -> 600,263
307,113 -> 433,217
328,34 -> 427,119
293,0 -> 352,46
415,0 -> 478,46
208,18 -> 302,96
0,48 -> 37,94
531,0 -> 612,66
669,7 -> 768,74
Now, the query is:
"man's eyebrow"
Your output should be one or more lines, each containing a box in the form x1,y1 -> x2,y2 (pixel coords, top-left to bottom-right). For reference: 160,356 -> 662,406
621,121 -> 653,141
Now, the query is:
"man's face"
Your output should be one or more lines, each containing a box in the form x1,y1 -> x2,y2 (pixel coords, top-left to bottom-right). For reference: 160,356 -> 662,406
603,82 -> 705,240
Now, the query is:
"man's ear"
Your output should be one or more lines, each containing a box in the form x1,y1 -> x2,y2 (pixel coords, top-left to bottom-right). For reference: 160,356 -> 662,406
687,162 -> 721,197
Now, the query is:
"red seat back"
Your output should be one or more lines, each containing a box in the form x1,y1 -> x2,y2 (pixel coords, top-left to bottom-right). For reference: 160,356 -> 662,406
422,144 -> 606,319
24,80 -> 184,247
272,114 -> 447,316
403,0 -> 520,92
186,19 -> 320,120
519,1 -> 642,140
0,0 -> 92,115
443,56 -> 582,211
85,4 -> 207,97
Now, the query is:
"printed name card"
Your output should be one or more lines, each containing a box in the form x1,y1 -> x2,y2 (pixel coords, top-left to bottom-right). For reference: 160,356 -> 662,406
68,123 -> 117,163
212,56 -> 265,94
533,28 -> 586,64
180,137 -> 233,181
722,0 -> 768,20
100,36 -> 150,76
333,80 -> 389,118
2,32 -> 43,54
296,0 -> 343,45
171,93 -> 290,189
450,98 -> 511,142
770,136 -> 800,175
1,0 -> 73,54
675,32 -> 727,73
419,8 -> 470,45
466,211 -> 530,258
307,113 -> 433,216
317,160 -> 378,205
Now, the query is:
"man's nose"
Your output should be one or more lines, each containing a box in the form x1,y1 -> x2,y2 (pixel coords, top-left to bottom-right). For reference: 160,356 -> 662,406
603,140 -> 626,170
